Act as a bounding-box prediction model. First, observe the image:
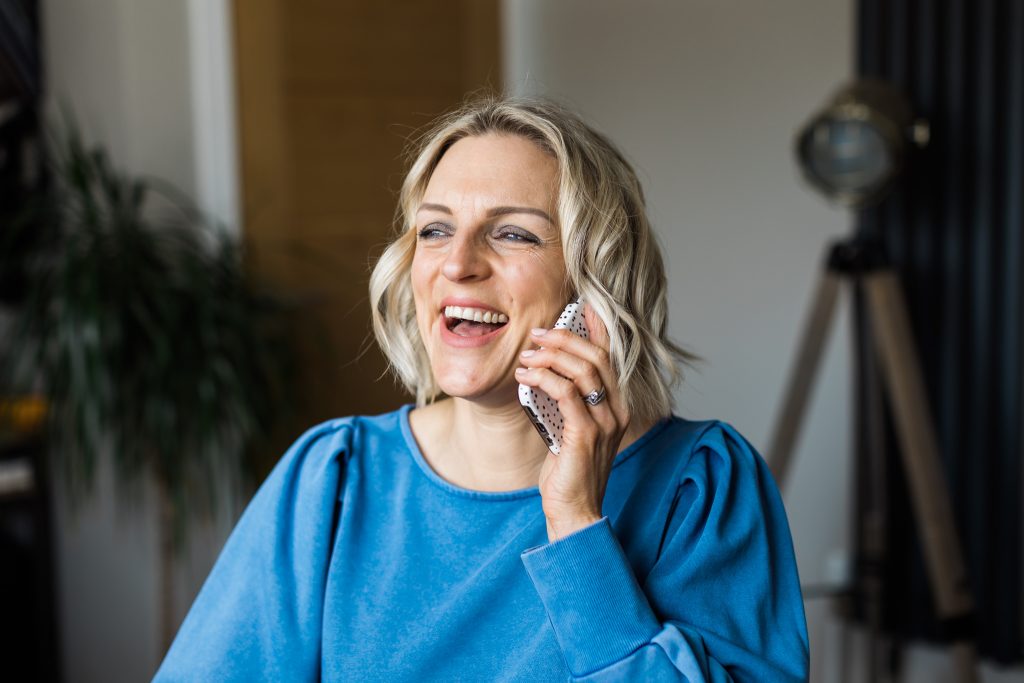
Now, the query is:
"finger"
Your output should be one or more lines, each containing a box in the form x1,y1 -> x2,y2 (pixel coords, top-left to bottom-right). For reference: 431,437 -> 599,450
530,327 -> 608,372
519,347 -> 616,427
583,302 -> 611,353
581,304 -> 629,426
514,366 -> 600,444
530,327 -> 626,424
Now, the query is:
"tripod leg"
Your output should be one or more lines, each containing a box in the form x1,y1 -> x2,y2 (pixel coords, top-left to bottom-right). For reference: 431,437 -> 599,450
863,271 -> 978,683
858,294 -> 890,683
768,271 -> 842,488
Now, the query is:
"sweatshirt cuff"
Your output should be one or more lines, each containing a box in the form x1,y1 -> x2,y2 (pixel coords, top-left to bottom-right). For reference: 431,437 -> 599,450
520,516 -> 662,676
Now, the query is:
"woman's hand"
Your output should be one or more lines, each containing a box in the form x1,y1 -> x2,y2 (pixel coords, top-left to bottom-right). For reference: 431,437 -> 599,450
514,304 -> 631,542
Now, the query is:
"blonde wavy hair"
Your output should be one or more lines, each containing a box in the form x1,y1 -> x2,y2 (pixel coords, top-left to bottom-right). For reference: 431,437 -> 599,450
368,95 -> 702,425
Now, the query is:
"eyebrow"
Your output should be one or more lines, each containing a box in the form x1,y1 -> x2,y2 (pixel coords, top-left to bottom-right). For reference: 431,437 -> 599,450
417,202 -> 553,223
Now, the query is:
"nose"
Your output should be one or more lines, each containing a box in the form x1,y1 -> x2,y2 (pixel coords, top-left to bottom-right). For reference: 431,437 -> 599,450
441,232 -> 489,282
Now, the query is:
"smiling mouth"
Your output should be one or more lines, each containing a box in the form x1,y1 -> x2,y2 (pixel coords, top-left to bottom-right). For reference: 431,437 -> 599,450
444,305 -> 509,338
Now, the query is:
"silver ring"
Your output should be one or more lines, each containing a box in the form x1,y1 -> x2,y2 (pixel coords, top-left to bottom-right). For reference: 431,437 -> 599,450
583,386 -> 606,406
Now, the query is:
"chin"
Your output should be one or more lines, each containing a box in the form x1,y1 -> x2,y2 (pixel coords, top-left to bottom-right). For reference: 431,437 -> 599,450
435,373 -> 517,404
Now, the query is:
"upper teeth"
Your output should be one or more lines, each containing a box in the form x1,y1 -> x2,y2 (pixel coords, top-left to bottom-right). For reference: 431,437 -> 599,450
444,305 -> 508,324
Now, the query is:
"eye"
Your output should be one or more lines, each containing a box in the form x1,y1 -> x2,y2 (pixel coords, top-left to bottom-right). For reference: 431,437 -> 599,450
417,222 -> 451,240
494,225 -> 540,244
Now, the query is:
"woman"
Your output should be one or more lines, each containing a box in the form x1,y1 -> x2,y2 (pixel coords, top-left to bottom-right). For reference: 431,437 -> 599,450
156,97 -> 809,681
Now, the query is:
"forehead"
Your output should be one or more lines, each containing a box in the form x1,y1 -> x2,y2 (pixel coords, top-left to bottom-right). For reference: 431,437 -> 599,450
422,134 -> 559,213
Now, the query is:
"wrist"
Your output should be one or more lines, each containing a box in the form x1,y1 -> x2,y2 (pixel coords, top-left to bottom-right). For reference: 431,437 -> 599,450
545,514 -> 603,542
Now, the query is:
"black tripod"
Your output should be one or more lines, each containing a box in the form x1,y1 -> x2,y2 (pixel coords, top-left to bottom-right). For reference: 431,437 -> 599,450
767,237 -> 978,682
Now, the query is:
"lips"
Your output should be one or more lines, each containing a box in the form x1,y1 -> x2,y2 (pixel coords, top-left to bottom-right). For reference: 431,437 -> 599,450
436,296 -> 511,347
444,306 -> 508,333
440,298 -> 505,327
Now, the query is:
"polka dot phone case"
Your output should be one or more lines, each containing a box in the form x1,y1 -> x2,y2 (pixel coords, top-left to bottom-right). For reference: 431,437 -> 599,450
518,297 -> 589,454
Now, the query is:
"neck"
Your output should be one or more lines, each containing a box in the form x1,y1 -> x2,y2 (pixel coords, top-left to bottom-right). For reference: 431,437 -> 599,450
412,395 -> 660,493
440,397 -> 550,491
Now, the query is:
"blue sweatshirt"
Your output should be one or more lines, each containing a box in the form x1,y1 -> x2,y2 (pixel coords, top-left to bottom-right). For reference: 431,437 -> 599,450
155,404 -> 808,681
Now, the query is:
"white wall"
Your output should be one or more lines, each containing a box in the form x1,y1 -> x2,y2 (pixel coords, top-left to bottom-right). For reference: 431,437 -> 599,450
41,1 -> 236,680
43,0 -> 196,196
504,1 -> 1021,682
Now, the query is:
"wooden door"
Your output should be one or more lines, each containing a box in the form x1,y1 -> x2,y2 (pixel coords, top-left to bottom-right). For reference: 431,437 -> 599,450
233,0 -> 501,456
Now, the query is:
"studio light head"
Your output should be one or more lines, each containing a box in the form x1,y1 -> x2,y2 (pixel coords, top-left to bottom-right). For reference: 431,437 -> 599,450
795,78 -> 928,209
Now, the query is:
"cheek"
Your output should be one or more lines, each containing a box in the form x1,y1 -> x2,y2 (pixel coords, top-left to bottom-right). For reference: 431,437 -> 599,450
410,255 -> 436,335
506,257 -> 567,304
409,250 -> 428,288
410,249 -> 439,302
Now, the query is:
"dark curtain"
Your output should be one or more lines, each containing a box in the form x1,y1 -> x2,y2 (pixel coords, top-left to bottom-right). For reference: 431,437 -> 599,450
852,0 -> 1023,665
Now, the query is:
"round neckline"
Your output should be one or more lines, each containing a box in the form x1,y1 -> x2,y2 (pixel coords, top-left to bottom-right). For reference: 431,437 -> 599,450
398,402 -> 675,501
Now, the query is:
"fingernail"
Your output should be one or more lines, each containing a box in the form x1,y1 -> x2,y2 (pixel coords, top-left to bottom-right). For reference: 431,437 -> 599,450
520,349 -> 535,357
531,328 -> 547,337
515,367 -> 528,375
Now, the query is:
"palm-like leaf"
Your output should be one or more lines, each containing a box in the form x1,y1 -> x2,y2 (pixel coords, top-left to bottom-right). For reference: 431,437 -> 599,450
1,119 -> 296,547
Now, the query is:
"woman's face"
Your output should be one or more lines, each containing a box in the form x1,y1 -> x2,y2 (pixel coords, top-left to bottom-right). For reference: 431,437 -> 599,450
411,133 -> 570,404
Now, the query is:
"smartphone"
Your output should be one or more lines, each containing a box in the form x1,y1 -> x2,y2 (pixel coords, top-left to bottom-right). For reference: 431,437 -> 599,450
518,297 -> 589,454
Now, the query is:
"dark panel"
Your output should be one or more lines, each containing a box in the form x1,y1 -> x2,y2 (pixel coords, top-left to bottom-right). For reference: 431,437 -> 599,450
852,0 -> 1024,665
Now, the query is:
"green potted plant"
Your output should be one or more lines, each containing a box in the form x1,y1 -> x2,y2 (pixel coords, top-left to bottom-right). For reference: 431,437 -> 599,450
0,119 -> 296,648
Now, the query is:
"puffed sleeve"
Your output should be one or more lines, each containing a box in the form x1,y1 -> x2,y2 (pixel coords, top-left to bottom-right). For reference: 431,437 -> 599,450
153,419 -> 353,682
520,421 -> 809,682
